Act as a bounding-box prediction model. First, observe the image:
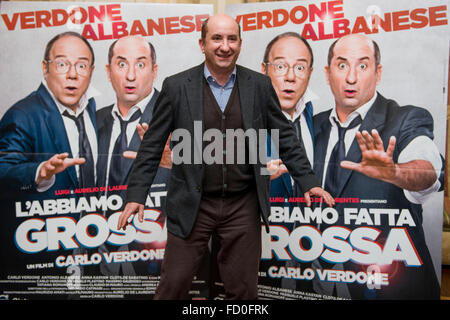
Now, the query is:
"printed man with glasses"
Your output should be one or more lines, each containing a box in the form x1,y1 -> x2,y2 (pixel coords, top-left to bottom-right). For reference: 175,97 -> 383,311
0,32 -> 98,277
260,32 -> 318,294
262,32 -> 316,174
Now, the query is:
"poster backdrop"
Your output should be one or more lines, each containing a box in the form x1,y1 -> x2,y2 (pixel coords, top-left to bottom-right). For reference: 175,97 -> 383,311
0,1 -> 212,300
0,0 -> 448,301
226,0 -> 448,300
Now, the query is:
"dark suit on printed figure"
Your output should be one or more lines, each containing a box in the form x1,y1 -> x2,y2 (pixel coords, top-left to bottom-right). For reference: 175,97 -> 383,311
264,93 -> 316,293
0,83 -> 97,276
125,63 -> 320,299
95,89 -> 170,276
312,93 -> 440,300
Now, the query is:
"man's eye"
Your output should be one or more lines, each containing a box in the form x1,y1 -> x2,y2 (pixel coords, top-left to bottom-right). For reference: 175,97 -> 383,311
338,63 -> 347,69
77,63 -> 87,69
276,64 -> 285,70
359,63 -> 368,70
118,61 -> 127,68
136,62 -> 145,69
295,64 -> 305,71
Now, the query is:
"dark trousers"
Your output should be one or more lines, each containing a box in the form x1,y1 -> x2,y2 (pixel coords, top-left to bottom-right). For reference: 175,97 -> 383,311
154,189 -> 261,300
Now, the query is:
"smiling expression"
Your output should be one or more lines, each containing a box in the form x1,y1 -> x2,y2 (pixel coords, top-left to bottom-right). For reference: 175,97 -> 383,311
199,15 -> 242,78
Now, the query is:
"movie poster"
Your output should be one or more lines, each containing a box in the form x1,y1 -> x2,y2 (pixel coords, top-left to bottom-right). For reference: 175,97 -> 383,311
226,0 -> 448,300
0,1 -> 212,300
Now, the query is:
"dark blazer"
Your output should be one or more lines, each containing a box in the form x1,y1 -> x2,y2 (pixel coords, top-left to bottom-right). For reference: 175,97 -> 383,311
313,93 -> 440,299
96,89 -> 161,188
269,108 -> 315,202
126,63 -> 320,239
0,83 -> 97,276
0,83 -> 97,197
95,90 -> 169,276
270,172 -> 294,200
266,116 -> 316,293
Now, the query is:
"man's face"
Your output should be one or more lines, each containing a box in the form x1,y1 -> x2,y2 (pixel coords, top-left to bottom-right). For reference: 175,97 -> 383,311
106,36 -> 157,111
262,36 -> 313,116
42,35 -> 94,111
325,34 -> 382,116
199,15 -> 242,75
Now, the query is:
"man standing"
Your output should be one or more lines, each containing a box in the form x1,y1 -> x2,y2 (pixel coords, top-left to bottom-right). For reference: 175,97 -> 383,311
95,35 -> 170,276
261,32 -> 317,293
0,32 -> 97,274
313,34 -> 441,299
118,14 -> 333,300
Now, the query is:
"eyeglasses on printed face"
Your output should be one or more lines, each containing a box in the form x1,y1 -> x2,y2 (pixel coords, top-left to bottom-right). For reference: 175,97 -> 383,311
265,61 -> 310,78
46,59 -> 91,76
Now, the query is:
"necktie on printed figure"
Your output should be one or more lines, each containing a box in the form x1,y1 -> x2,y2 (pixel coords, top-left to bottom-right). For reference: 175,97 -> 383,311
100,110 -> 141,262
290,107 -> 314,199
283,112 -> 315,290
289,116 -> 302,199
290,116 -> 301,141
63,110 -> 95,188
294,102 -> 314,198
108,110 -> 142,188
304,101 -> 314,145
324,115 -> 362,198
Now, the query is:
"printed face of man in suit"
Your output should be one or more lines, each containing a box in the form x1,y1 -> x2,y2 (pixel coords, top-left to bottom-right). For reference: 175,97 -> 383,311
262,36 -> 313,117
42,35 -> 94,111
199,14 -> 242,77
325,34 -> 382,119
106,36 -> 158,114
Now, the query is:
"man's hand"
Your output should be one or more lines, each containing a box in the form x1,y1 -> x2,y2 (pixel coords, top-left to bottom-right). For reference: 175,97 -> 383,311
266,159 -> 288,180
36,153 -> 85,184
340,129 -> 397,183
122,122 -> 150,160
136,122 -> 149,141
159,134 -> 172,169
122,124 -> 173,169
304,187 -> 335,207
117,201 -> 144,230
340,129 -> 437,191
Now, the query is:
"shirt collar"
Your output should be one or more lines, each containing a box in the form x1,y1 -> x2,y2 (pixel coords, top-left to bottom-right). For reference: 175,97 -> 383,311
329,92 -> 378,127
42,78 -> 100,117
204,64 -> 236,87
282,86 -> 319,121
111,88 -> 154,121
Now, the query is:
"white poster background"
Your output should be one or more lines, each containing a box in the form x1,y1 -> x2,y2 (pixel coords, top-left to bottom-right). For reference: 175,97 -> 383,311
227,0 -> 449,283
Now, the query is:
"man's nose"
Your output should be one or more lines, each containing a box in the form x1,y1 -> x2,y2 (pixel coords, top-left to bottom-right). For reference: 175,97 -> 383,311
66,64 -> 78,79
284,66 -> 296,82
220,39 -> 231,51
345,66 -> 357,84
126,64 -> 136,81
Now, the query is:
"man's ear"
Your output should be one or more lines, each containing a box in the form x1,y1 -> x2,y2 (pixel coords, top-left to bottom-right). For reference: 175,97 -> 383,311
42,60 -> 48,78
105,64 -> 111,83
199,38 -> 205,54
261,62 -> 267,75
152,63 -> 158,79
376,63 -> 382,85
324,65 -> 330,85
